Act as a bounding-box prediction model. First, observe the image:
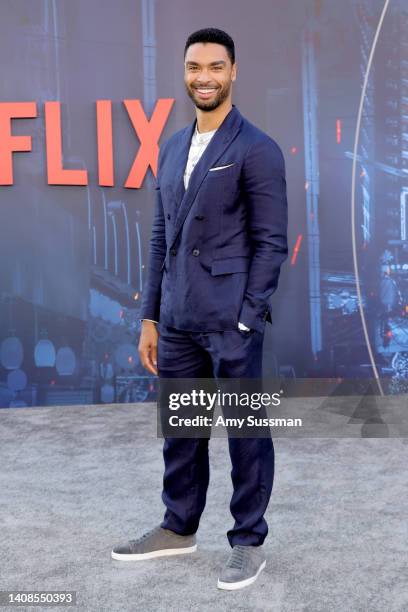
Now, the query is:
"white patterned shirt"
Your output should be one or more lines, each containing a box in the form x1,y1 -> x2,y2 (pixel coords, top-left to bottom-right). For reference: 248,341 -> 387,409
184,123 -> 218,189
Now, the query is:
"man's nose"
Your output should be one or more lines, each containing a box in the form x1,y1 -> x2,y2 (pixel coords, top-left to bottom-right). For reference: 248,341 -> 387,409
196,67 -> 212,81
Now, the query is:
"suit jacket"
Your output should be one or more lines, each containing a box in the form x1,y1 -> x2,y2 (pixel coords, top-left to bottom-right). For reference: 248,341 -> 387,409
140,104 -> 288,334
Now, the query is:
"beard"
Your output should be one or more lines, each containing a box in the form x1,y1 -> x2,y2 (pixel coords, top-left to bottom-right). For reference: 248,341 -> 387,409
185,81 -> 231,112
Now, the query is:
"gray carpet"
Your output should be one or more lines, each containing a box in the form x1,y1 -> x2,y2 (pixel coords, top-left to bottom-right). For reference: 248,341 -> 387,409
0,403 -> 407,611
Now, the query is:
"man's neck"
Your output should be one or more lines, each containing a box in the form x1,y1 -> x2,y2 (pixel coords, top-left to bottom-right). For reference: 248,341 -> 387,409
196,100 -> 233,133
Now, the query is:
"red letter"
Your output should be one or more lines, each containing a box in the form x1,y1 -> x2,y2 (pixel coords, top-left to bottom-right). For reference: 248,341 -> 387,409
96,100 -> 114,187
0,102 -> 37,185
45,101 -> 88,185
123,98 -> 174,189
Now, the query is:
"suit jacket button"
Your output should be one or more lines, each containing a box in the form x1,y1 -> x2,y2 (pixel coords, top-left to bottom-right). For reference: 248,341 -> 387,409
195,215 -> 205,220
167,213 -> 171,220
170,248 -> 177,256
192,248 -> 200,257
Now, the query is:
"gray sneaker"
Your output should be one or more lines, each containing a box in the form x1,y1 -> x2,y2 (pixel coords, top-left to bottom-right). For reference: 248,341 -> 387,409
111,525 -> 197,561
217,544 -> 266,590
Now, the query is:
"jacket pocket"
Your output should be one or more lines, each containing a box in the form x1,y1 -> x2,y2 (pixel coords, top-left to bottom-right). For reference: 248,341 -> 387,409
206,162 -> 238,179
211,256 -> 250,276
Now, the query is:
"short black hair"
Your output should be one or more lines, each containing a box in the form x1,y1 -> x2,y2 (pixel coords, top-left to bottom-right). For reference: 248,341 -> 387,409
184,28 -> 235,65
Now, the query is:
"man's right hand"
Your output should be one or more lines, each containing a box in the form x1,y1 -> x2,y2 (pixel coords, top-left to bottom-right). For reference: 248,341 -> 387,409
138,320 -> 159,375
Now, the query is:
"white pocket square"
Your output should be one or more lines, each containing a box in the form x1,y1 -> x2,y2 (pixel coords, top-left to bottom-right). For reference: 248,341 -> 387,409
238,321 -> 251,331
208,163 -> 235,172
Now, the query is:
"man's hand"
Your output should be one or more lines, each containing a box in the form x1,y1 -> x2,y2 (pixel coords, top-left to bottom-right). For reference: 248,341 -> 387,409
138,320 -> 159,375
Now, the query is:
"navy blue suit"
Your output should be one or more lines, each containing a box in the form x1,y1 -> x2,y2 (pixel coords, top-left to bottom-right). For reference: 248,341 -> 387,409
141,105 -> 288,547
141,104 -> 288,334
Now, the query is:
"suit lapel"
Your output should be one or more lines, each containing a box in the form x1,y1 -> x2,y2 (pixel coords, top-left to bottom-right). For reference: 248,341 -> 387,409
169,105 -> 243,248
172,121 -> 195,206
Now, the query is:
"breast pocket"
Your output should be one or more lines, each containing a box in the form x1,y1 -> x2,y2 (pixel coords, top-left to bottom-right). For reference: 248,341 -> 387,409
202,164 -> 239,198
207,162 -> 237,179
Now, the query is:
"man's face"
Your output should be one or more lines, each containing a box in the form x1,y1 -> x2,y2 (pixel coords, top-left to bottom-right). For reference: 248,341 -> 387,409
184,42 -> 236,112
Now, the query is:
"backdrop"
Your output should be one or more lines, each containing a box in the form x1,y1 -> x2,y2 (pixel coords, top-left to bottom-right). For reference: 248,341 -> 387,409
1,0 -> 407,407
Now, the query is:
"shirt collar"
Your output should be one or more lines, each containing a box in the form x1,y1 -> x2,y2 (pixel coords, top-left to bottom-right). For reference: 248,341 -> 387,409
193,123 -> 217,144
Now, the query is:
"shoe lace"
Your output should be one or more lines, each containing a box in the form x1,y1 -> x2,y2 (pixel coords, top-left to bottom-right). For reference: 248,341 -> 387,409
129,526 -> 159,545
226,545 -> 247,569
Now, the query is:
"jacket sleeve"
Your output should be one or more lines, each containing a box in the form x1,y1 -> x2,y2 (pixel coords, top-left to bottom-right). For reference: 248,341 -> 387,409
139,147 -> 167,322
238,137 -> 288,333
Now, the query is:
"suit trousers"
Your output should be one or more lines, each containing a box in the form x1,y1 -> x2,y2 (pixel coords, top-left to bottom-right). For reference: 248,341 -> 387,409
157,322 -> 275,547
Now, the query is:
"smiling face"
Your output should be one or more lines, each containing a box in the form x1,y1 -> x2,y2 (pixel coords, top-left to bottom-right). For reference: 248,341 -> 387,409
184,42 -> 236,112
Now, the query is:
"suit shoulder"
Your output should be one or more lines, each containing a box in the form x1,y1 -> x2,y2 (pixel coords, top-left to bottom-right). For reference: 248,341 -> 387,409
164,125 -> 189,147
241,118 -> 284,158
240,118 -> 285,171
159,125 -> 189,159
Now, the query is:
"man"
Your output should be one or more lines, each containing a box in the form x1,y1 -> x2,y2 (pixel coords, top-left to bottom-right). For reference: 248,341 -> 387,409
112,27 -> 288,591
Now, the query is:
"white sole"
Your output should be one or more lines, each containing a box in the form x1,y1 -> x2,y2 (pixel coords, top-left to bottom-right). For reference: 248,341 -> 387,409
111,544 -> 197,561
217,559 -> 266,591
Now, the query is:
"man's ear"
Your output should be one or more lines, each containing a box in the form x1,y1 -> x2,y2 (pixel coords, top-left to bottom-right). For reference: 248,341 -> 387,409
231,62 -> 237,82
